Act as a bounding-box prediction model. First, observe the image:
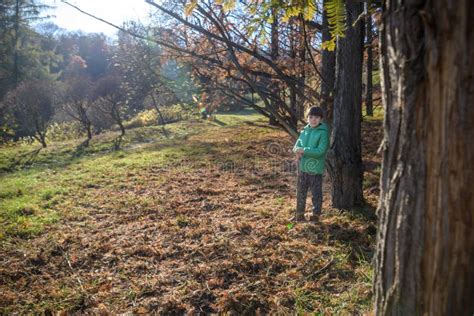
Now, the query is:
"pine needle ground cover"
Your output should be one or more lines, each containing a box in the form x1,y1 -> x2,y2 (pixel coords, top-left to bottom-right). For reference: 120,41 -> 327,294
0,109 -> 382,314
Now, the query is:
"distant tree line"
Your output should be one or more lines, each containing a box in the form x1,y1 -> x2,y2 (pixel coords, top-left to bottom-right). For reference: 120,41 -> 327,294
0,1 -> 202,148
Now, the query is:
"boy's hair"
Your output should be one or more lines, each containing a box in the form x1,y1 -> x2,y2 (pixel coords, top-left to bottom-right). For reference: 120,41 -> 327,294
305,106 -> 324,118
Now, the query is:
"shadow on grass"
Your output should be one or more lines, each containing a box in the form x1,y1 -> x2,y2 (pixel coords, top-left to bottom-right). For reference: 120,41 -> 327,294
140,137 -> 220,161
212,117 -> 227,126
244,120 -> 279,129
350,202 -> 377,221
72,139 -> 91,158
312,222 -> 375,270
328,202 -> 377,222
1,133 -> 149,176
2,147 -> 43,172
325,204 -> 377,265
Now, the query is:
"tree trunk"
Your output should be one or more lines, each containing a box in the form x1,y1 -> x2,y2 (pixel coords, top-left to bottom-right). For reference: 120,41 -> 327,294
288,21 -> 298,127
365,3 -> 373,117
80,104 -> 92,143
320,0 -> 336,126
86,123 -> 92,140
297,15 -> 306,121
112,104 -> 125,136
34,133 -> 47,148
151,92 -> 169,137
374,0 -> 474,315
118,119 -> 125,136
78,105 -> 92,146
326,1 -> 364,209
269,6 -> 280,128
85,121 -> 92,146
13,0 -> 20,86
150,93 -> 166,125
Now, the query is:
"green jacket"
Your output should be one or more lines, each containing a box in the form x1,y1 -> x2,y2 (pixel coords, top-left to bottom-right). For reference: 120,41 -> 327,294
292,122 -> 330,175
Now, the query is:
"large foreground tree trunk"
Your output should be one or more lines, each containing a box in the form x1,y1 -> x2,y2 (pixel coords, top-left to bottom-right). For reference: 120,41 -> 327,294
374,0 -> 474,315
327,1 -> 364,209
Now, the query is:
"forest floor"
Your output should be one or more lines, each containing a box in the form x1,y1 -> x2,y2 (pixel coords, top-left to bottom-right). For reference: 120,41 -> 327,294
0,107 -> 383,314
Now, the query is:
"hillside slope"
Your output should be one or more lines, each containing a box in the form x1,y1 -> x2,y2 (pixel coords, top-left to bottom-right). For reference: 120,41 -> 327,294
0,109 -> 382,314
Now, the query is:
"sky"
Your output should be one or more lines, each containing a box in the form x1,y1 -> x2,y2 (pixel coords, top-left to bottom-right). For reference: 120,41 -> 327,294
42,0 -> 154,36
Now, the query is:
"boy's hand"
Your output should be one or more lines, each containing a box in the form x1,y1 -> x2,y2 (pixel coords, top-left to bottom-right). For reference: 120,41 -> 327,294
295,148 -> 304,160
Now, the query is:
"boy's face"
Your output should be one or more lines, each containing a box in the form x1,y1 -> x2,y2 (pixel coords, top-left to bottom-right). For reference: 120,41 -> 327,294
308,115 -> 322,127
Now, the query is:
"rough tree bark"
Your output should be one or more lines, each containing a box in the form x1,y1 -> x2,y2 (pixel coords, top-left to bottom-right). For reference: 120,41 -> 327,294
297,14 -> 306,121
326,0 -> 364,209
320,0 -> 335,125
374,0 -> 474,315
289,21 -> 298,127
365,3 -> 373,117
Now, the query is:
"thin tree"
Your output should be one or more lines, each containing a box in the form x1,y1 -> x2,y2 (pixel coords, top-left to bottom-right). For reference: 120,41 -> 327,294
4,79 -> 56,147
62,55 -> 94,146
93,75 -> 128,137
365,2 -> 373,117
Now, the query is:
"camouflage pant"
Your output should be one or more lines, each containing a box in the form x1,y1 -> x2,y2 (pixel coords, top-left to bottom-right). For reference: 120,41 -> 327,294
296,170 -> 323,216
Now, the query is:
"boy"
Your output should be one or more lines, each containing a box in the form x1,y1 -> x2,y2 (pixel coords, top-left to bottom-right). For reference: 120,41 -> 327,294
292,106 -> 329,223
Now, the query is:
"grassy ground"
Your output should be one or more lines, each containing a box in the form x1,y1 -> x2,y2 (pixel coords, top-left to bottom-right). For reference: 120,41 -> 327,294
0,108 -> 383,314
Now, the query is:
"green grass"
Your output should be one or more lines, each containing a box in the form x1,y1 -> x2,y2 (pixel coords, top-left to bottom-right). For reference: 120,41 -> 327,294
0,108 -> 267,240
288,239 -> 373,314
372,68 -> 381,86
0,106 -> 379,314
210,108 -> 266,126
364,105 -> 384,121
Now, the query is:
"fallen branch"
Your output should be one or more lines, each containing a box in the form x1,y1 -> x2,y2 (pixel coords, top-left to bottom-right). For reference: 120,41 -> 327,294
64,252 -> 85,291
308,256 -> 334,280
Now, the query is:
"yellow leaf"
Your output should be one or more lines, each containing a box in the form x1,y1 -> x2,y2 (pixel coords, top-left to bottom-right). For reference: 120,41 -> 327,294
184,0 -> 197,16
281,12 -> 290,23
321,38 -> 337,51
303,3 -> 317,21
222,0 -> 236,12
